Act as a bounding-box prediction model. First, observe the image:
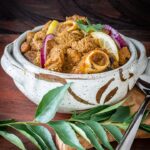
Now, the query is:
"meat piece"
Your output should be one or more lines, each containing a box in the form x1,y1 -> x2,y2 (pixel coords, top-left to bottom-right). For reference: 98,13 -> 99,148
33,31 -> 46,41
55,30 -> 83,48
30,31 -> 46,51
71,30 -> 84,40
46,39 -> 57,55
102,49 -> 119,69
21,42 -> 31,53
26,32 -> 35,43
66,15 -> 87,22
71,36 -> 99,53
45,46 -> 65,72
62,57 -> 72,73
33,51 -> 41,66
24,50 -> 37,63
31,40 -> 43,51
62,48 -> 82,73
110,58 -> 119,69
66,48 -> 82,65
55,31 -> 73,47
72,49 -> 110,74
119,47 -> 131,65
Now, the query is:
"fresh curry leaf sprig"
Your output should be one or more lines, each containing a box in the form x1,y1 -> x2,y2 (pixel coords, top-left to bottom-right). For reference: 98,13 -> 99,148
76,19 -> 103,33
35,83 -> 71,123
0,84 -> 150,150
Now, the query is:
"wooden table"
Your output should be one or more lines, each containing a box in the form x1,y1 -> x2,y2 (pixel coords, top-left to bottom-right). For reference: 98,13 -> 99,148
0,0 -> 150,149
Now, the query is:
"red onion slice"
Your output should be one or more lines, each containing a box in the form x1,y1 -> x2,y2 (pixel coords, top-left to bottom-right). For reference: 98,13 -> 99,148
103,25 -> 127,49
40,34 -> 54,68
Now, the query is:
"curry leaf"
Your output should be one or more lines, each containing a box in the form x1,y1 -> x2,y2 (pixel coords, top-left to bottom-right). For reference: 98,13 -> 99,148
142,110 -> 150,122
26,125 -> 49,150
125,109 -> 149,124
140,124 -> 150,133
93,99 -> 126,117
103,125 -> 123,143
110,106 -> 130,123
70,123 -> 91,144
10,124 -> 45,150
0,130 -> 26,150
29,126 -> 57,150
91,110 -> 115,122
85,121 -> 113,150
35,83 -> 71,123
0,83 -> 150,150
72,105 -> 109,120
77,123 -> 104,150
0,119 -> 16,125
48,121 -> 85,150
124,114 -> 135,124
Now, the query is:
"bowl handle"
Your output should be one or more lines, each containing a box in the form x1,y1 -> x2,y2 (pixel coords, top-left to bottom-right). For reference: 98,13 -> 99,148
1,43 -> 25,84
145,57 -> 150,75
129,38 -> 148,75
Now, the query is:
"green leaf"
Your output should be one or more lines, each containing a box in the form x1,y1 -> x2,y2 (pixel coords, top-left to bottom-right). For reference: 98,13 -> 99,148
103,125 -> 123,143
29,126 -> 57,150
72,105 -> 109,120
124,114 -> 135,124
124,109 -> 149,124
70,123 -> 91,144
10,124 -> 46,150
49,121 -> 84,150
91,110 -> 115,122
86,18 -> 91,25
26,125 -> 49,150
93,24 -> 103,30
35,83 -> 71,123
85,121 -> 113,150
0,130 -> 26,150
0,119 -> 16,125
110,106 -> 130,123
76,19 -> 103,33
140,124 -> 150,133
142,110 -> 150,122
78,23 -> 89,32
113,123 -> 128,130
93,99 -> 126,117
77,123 -> 104,150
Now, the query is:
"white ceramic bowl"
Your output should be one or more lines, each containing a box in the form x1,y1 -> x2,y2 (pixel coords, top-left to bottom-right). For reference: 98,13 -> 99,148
1,26 -> 148,113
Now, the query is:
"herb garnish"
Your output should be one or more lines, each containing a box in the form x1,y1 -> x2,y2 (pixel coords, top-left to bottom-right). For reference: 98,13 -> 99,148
76,19 -> 103,33
0,83 -> 150,150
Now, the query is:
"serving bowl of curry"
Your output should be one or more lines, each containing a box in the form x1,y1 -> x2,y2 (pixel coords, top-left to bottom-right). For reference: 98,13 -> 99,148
1,15 -> 148,113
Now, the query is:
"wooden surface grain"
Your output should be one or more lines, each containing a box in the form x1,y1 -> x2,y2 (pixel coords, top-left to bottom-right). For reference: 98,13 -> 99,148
0,0 -> 150,149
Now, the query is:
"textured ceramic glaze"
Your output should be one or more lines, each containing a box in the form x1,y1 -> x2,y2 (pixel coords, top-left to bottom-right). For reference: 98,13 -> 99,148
1,26 -> 148,113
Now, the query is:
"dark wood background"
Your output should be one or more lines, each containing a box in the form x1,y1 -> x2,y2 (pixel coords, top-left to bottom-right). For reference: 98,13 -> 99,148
0,0 -> 150,149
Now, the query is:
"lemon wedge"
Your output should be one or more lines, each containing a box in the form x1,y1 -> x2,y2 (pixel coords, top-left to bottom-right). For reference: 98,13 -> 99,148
46,20 -> 59,35
91,32 -> 119,61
